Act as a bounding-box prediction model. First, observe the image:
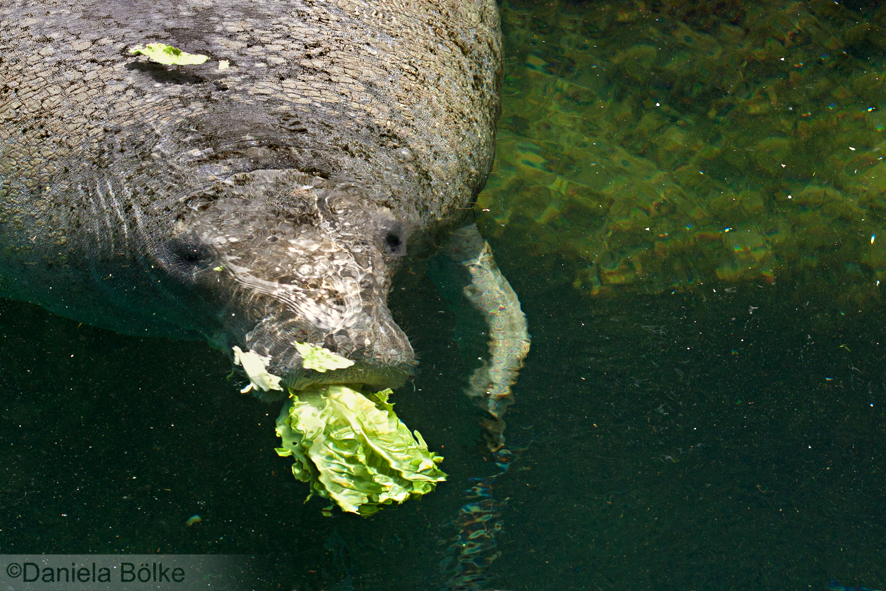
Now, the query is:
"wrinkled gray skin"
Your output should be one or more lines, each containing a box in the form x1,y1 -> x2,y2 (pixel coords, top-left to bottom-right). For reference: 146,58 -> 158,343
0,0 -> 502,395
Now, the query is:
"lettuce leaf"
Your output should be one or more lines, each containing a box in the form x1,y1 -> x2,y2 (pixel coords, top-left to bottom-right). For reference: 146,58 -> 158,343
275,384 -> 446,516
232,346 -> 283,394
129,43 -> 209,66
294,341 -> 355,372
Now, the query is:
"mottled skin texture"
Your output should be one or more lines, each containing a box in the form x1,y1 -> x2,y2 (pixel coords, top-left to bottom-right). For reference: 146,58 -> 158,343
0,0 -> 502,392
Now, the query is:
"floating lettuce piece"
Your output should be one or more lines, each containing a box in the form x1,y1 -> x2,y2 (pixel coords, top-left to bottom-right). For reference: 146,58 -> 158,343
129,43 -> 209,66
232,346 -> 283,394
294,341 -> 355,373
275,384 -> 446,516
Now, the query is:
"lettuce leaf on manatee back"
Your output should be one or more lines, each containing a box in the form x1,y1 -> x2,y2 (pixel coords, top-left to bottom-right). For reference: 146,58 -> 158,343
275,384 -> 446,516
129,43 -> 209,65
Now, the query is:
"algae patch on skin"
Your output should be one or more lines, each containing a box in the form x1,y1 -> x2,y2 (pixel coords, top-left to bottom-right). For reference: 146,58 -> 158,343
129,43 -> 209,66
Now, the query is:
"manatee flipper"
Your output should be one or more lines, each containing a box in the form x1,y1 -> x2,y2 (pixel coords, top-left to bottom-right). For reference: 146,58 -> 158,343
434,223 -> 530,450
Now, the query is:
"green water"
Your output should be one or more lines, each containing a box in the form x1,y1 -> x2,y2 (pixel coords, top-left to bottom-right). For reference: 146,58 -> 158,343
483,0 -> 886,304
4,269 -> 885,589
3,1 -> 886,590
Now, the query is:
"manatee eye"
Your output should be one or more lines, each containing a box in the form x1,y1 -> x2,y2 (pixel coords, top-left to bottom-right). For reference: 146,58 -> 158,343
161,237 -> 215,279
385,231 -> 403,253
383,224 -> 406,256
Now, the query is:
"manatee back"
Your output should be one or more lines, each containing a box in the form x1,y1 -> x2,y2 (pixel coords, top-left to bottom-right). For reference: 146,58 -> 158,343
0,0 -> 502,336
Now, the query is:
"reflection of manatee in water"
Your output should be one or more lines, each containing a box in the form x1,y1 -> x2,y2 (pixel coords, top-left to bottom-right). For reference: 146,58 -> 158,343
0,1 -> 527,440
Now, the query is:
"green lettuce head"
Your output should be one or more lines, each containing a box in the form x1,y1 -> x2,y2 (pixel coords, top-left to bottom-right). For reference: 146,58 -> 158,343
275,384 -> 446,516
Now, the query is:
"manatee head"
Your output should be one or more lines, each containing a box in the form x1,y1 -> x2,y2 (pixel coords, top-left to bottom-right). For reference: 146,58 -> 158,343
160,169 -> 415,399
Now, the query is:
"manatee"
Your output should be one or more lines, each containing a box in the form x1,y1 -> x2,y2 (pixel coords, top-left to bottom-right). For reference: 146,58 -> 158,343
0,0 -> 528,442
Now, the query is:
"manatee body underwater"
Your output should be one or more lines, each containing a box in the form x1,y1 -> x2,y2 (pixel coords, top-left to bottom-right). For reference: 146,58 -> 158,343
0,0 -> 529,505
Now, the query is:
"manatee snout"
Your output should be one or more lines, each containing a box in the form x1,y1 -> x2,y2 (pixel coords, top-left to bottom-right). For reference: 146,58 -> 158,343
244,304 -> 415,398
166,172 -> 416,396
